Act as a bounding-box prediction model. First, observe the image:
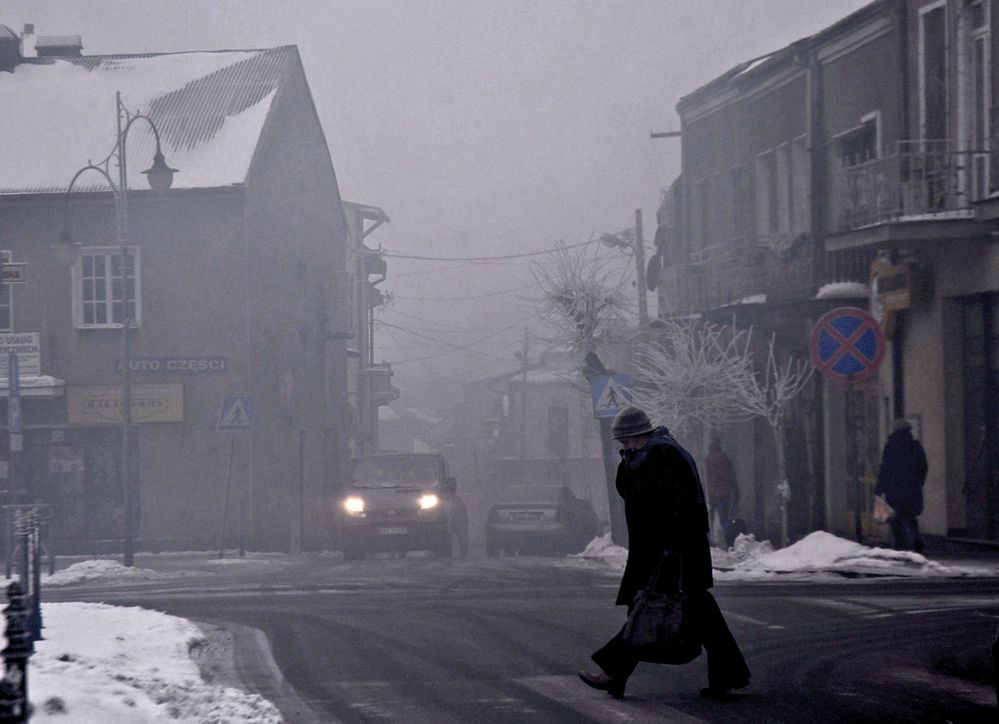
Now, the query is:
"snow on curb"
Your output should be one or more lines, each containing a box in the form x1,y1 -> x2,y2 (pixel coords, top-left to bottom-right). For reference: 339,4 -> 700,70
31,602 -> 281,723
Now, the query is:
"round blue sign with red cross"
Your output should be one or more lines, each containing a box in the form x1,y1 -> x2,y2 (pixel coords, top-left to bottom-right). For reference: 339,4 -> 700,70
809,307 -> 886,383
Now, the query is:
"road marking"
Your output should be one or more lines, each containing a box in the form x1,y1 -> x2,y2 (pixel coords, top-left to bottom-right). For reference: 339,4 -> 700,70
515,675 -> 708,723
722,610 -> 785,629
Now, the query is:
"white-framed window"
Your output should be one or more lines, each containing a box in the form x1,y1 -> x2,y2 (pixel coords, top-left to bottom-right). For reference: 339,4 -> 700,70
72,246 -> 141,329
959,0 -> 992,196
0,251 -> 12,333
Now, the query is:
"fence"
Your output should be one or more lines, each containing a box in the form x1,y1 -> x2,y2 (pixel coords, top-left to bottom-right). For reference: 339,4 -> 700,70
830,140 -> 992,232
0,506 -> 50,721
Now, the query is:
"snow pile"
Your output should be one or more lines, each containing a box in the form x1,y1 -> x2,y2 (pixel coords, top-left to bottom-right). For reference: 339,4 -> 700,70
31,603 -> 281,723
570,533 -> 627,568
718,531 -> 961,578
565,530 -> 991,579
43,559 -> 165,586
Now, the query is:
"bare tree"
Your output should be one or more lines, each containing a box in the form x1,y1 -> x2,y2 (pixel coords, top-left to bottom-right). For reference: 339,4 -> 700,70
728,334 -> 813,547
631,317 -> 756,439
531,241 -> 630,356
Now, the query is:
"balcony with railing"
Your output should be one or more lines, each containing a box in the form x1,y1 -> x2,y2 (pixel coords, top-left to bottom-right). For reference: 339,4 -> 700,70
829,140 -> 995,237
657,243 -> 769,318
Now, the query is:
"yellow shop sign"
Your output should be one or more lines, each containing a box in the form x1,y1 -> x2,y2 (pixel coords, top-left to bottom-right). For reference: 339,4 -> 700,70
67,383 -> 184,425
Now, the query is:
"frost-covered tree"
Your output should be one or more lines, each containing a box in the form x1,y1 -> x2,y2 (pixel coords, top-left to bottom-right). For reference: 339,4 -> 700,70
633,318 -> 813,548
728,334 -> 813,547
631,317 -> 756,439
531,241 -> 630,356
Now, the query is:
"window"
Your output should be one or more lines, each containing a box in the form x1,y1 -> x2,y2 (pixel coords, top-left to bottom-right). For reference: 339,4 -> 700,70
837,116 -> 879,168
920,2 -> 948,141
959,0 -> 992,195
72,247 -> 141,328
729,164 -> 753,243
755,150 -> 777,237
791,135 -> 810,234
0,251 -> 11,332
776,143 -> 792,236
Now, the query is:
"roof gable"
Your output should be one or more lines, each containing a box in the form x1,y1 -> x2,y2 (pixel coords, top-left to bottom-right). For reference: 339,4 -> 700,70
0,46 -> 296,194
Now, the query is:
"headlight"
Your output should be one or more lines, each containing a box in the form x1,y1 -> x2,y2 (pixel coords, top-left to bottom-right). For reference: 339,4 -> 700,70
343,496 -> 365,515
418,493 -> 440,510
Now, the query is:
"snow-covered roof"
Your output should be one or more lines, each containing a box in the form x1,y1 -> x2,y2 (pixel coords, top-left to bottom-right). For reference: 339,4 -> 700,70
0,47 -> 294,194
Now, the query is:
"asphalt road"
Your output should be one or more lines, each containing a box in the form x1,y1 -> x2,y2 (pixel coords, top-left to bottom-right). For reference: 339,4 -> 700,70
46,555 -> 999,723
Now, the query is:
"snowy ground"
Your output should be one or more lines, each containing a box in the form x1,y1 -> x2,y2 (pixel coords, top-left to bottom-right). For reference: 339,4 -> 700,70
29,603 -> 280,723
13,531 -> 999,721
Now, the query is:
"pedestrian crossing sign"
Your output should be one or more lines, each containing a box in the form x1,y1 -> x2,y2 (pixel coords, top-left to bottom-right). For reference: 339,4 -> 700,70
591,374 -> 632,418
218,395 -> 254,431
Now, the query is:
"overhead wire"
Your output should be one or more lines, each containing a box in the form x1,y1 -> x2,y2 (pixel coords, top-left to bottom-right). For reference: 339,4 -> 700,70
378,315 -> 534,365
381,237 -> 598,262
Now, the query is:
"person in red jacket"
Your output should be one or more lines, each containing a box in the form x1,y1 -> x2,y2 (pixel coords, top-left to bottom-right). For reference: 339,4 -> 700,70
704,437 -> 740,547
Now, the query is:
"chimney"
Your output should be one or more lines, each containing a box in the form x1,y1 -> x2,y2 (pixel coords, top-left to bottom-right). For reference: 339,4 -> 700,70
0,25 -> 19,72
19,24 -> 36,58
35,34 -> 83,57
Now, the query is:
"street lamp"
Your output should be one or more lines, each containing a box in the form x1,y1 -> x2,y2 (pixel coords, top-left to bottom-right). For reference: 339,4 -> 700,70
61,91 -> 177,567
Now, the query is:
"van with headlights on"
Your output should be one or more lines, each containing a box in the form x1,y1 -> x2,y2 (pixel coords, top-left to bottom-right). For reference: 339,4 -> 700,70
338,452 -> 457,559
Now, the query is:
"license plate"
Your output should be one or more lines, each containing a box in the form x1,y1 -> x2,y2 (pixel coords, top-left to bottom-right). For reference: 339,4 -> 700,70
509,511 -> 543,521
377,526 -> 407,535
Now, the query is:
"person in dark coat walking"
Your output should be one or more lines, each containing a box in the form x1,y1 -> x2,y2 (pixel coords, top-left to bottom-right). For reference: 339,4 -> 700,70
874,419 -> 928,552
705,437 -> 740,547
578,406 -> 750,699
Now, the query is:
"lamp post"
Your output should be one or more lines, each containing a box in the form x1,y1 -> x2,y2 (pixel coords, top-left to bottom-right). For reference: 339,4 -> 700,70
61,92 -> 177,567
600,208 -> 649,329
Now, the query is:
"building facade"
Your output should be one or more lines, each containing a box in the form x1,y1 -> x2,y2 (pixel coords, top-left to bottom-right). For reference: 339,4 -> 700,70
655,0 -> 999,544
0,34 -> 354,552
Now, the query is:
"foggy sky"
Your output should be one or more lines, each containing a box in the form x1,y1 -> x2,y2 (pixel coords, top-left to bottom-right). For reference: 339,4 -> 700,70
6,0 -> 872,408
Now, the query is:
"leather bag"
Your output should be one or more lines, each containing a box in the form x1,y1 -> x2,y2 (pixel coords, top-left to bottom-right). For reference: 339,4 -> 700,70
622,553 -> 702,664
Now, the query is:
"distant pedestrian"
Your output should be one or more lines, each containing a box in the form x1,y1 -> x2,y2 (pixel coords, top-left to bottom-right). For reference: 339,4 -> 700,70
578,406 -> 750,699
874,419 -> 928,552
704,437 -> 740,547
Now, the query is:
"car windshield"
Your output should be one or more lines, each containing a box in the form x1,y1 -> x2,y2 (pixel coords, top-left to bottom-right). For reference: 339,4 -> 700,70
353,456 -> 440,488
497,485 -> 563,504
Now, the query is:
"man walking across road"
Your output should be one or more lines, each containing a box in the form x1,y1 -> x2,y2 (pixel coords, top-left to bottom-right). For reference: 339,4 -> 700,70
874,419 -> 928,552
578,406 -> 750,699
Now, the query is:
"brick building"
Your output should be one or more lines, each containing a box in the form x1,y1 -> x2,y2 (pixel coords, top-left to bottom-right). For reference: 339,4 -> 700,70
0,33 -> 356,551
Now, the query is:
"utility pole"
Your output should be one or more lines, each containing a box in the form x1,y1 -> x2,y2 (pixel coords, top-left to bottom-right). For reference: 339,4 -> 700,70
517,327 -> 530,464
634,208 -> 648,329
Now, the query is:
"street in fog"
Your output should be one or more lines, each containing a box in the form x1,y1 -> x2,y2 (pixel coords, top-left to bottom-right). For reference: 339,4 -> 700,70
46,554 -> 999,723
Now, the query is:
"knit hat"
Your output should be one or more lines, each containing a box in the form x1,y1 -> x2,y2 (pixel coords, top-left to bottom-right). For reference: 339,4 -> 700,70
611,406 -> 654,440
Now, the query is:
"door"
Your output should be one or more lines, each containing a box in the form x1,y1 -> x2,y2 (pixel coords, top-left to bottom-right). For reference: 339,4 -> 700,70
962,294 -> 999,539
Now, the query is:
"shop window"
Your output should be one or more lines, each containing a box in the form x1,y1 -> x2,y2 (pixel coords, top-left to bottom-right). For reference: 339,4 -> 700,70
72,247 -> 141,329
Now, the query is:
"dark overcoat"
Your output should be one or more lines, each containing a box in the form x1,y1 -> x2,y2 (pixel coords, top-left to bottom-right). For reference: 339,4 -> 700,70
874,427 -> 928,517
615,427 -> 713,606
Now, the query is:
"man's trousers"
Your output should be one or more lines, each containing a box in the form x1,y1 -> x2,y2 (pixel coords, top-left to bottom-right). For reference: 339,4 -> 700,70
591,589 -> 750,690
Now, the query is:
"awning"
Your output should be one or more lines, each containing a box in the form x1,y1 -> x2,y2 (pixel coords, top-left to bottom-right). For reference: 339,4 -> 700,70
0,375 -> 66,398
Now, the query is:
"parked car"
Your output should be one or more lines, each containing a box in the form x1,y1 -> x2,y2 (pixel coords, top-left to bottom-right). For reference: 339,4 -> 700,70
338,453 -> 459,559
485,485 -> 599,556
